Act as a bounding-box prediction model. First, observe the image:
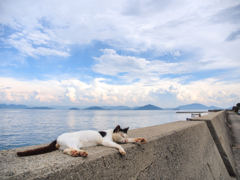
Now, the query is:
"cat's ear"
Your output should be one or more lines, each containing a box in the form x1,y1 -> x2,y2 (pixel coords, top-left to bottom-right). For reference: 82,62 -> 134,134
113,125 -> 121,133
123,127 -> 129,133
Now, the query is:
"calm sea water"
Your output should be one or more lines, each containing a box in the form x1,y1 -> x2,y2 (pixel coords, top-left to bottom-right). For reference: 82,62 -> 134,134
0,109 -> 207,151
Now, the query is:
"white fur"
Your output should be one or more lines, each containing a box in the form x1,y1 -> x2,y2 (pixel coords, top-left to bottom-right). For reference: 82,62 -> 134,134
57,130 -> 113,150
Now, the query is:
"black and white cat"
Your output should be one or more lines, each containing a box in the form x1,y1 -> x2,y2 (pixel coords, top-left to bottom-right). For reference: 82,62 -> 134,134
17,125 -> 147,157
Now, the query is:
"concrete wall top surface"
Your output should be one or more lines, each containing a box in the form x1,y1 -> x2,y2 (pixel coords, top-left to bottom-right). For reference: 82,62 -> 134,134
190,110 -> 236,176
0,121 -> 231,180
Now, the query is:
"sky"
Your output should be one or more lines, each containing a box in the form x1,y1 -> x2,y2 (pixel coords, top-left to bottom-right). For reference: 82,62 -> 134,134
0,0 -> 240,108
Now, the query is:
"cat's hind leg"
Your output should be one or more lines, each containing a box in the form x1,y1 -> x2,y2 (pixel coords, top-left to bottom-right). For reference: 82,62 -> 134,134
63,148 -> 78,157
63,148 -> 88,157
58,136 -> 88,157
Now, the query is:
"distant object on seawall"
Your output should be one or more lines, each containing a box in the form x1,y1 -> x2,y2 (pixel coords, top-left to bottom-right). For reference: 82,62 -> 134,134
176,111 -> 207,113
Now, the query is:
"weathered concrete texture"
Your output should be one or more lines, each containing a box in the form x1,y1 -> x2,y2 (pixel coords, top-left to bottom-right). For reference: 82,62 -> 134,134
0,121 -> 230,180
228,111 -> 240,180
190,110 -> 236,176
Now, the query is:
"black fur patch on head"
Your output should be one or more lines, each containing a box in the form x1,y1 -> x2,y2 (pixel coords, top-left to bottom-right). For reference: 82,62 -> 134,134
122,127 -> 129,134
113,125 -> 121,133
99,131 -> 107,137
113,125 -> 129,134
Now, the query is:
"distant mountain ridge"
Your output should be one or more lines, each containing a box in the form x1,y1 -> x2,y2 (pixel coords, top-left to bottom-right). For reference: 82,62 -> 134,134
26,107 -> 52,109
101,106 -> 131,110
135,104 -> 163,110
0,104 -> 28,109
0,103 -> 222,110
82,104 -> 162,110
69,108 -> 80,110
174,103 -> 220,110
83,106 -> 105,110
0,104 -> 52,109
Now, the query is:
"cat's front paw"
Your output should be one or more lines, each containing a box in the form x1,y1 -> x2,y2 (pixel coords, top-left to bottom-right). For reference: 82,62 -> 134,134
70,150 -> 79,157
140,138 -> 147,144
136,138 -> 147,144
119,149 -> 126,156
79,151 -> 88,157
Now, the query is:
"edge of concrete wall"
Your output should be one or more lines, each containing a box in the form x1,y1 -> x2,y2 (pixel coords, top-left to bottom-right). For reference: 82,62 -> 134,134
0,121 -> 231,180
190,110 -> 236,176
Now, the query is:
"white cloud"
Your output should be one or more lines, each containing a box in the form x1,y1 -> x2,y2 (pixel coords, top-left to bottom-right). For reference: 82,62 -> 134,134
182,78 -> 240,106
92,49 -> 149,76
1,0 -> 240,62
92,49 -> 202,81
0,77 -> 65,104
65,87 -> 77,102
6,30 -> 69,58
0,77 -> 239,108
171,51 -> 181,57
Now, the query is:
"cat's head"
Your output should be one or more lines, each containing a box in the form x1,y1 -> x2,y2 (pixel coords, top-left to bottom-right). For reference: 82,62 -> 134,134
112,125 -> 129,143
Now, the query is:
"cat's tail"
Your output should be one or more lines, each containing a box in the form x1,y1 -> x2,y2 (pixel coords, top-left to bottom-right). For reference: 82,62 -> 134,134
17,140 -> 59,156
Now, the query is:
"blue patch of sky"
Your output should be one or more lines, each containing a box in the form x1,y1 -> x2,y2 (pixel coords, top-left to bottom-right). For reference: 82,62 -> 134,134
0,25 -> 22,57
191,69 -> 234,82
160,69 -> 231,85
38,17 -> 54,29
0,26 -> 199,85
116,47 -> 197,63
117,72 -> 128,76
69,40 -> 112,68
0,39 -> 110,80
154,51 -> 198,63
149,91 -> 178,108
0,39 -> 131,84
0,24 -> 18,38
0,48 -> 25,78
38,16 -> 70,31
132,78 -> 141,83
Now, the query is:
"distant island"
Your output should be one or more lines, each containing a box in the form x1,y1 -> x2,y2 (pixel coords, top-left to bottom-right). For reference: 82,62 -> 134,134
0,103 -> 53,109
101,106 -> 131,110
82,104 -> 163,110
69,108 -> 80,110
135,104 -> 163,110
83,106 -> 105,110
0,104 -> 28,109
174,103 -> 220,110
0,103 -> 223,110
26,107 -> 52,110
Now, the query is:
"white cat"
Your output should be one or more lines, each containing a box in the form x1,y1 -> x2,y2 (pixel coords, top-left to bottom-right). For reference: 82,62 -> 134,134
17,125 -> 147,157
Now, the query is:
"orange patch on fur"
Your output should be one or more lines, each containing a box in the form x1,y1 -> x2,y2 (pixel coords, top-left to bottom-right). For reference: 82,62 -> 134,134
135,138 -> 147,144
79,151 -> 88,157
70,150 -> 79,157
55,143 -> 60,149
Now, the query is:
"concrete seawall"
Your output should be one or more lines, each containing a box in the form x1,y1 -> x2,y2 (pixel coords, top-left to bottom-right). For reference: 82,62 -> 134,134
0,111 -> 236,179
189,110 -> 236,176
